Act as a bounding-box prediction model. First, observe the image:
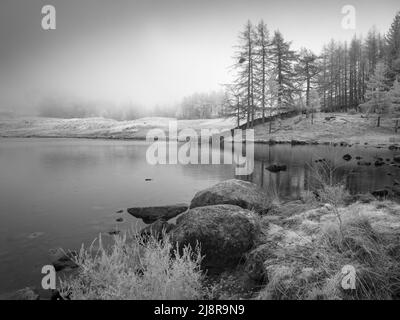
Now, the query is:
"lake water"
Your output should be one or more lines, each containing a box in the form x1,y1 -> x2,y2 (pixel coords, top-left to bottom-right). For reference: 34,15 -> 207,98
0,138 -> 399,295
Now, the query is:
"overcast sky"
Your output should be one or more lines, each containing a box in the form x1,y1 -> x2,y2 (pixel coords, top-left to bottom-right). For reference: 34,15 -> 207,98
0,0 -> 399,113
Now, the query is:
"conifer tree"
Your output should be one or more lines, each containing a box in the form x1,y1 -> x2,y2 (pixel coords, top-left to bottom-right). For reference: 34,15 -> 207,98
270,31 -> 298,117
297,48 -> 320,112
254,20 -> 272,123
233,21 -> 257,128
386,11 -> 400,82
361,61 -> 391,127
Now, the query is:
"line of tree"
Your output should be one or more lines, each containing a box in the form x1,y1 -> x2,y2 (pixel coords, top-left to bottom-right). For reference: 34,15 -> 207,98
224,12 -> 400,130
177,91 -> 225,119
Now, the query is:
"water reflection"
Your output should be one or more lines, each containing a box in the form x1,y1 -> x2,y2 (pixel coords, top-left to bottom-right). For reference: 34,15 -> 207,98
237,144 -> 400,198
0,138 -> 399,294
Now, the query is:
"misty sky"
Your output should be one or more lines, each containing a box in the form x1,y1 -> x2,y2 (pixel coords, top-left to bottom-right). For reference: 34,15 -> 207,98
0,0 -> 399,113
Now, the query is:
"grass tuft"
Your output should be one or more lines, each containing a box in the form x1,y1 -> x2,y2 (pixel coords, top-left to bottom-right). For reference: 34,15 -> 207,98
59,232 -> 206,300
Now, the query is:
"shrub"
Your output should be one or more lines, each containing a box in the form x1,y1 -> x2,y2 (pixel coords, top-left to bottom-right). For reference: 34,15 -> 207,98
59,233 -> 206,300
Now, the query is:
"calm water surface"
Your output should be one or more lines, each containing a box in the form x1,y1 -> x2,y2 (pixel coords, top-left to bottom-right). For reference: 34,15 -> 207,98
0,138 -> 399,294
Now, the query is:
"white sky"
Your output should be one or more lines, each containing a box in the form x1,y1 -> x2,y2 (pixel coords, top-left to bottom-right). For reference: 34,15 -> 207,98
0,0 -> 399,112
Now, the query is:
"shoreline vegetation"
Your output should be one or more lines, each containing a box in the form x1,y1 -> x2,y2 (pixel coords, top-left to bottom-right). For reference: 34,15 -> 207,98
5,176 -> 400,300
1,112 -> 400,149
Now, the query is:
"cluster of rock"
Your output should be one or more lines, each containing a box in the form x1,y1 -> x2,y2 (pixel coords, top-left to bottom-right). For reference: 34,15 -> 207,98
341,153 -> 400,167
127,179 -> 271,272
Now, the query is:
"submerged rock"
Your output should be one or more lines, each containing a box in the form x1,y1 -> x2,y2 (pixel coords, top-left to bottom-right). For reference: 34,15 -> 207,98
342,154 -> 352,161
394,155 -> 400,163
371,189 -> 389,199
171,204 -> 260,271
357,161 -> 371,166
374,160 -> 385,167
190,179 -> 271,214
266,164 -> 287,173
127,204 -> 188,224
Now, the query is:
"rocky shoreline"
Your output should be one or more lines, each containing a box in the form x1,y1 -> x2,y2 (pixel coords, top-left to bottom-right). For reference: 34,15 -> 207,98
3,178 -> 400,300
2,134 -> 400,152
253,138 -> 400,150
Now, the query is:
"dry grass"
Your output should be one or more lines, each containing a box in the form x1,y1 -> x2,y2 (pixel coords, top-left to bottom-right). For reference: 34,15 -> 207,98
315,215 -> 400,299
253,112 -> 399,146
59,232 -> 206,300
257,209 -> 400,300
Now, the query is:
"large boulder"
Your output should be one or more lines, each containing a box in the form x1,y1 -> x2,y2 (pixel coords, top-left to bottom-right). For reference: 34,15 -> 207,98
127,204 -> 188,224
190,179 -> 271,214
171,204 -> 260,271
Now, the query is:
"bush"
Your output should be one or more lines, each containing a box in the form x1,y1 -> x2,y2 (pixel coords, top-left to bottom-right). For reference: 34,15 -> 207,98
59,233 -> 206,300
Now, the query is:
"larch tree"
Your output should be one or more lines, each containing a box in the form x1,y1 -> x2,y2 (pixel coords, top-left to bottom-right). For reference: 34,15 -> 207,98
270,31 -> 298,118
366,27 -> 380,75
362,61 -> 391,127
222,84 -> 246,128
386,11 -> 400,82
254,20 -> 272,123
309,89 -> 321,124
296,48 -> 320,115
233,21 -> 257,128
266,75 -> 279,133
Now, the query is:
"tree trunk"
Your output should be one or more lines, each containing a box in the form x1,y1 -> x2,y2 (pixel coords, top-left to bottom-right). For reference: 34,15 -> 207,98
237,99 -> 240,128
